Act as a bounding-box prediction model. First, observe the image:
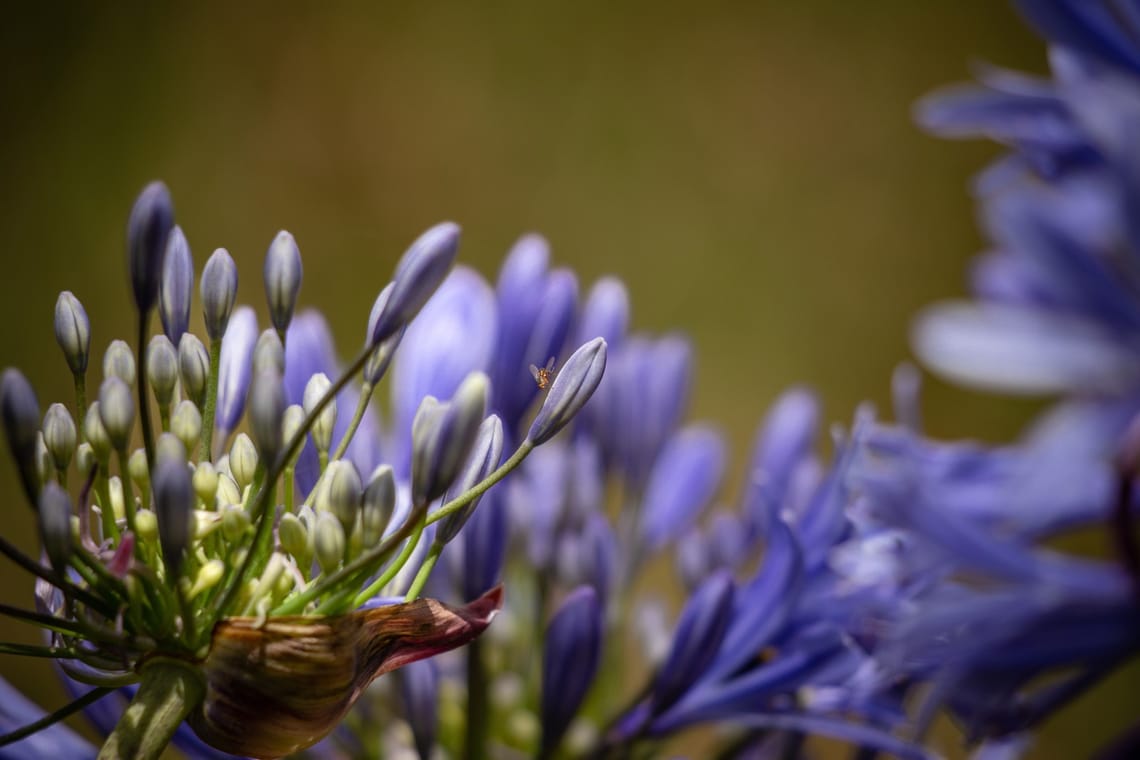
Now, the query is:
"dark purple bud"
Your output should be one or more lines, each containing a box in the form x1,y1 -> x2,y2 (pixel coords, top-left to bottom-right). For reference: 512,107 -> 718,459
153,434 -> 193,578
216,306 -> 258,435
38,481 -> 73,572
248,368 -> 287,465
159,225 -> 194,343
576,276 -> 630,350
411,373 -> 488,506
541,586 -> 602,756
264,231 -> 303,334
398,658 -> 440,760
639,425 -> 726,551
363,282 -> 405,385
649,571 -> 734,714
127,181 -> 175,313
527,338 -> 607,445
53,291 -> 91,375
437,414 -> 504,545
370,222 -> 460,345
461,486 -> 508,601
578,512 -> 617,604
201,248 -> 238,341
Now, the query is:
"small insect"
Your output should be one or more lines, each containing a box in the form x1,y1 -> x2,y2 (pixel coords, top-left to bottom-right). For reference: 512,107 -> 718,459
529,356 -> 557,390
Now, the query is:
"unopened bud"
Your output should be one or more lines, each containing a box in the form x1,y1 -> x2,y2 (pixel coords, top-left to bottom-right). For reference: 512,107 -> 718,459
42,403 -> 77,472
178,333 -> 210,408
193,462 -> 218,506
230,433 -> 258,489
527,338 -> 607,445
282,404 -> 305,448
302,373 -> 336,454
84,402 -> 111,461
172,400 -> 202,453
159,225 -> 194,343
361,464 -> 396,546
264,231 -> 303,334
54,292 -> 91,375
320,460 -> 362,535
253,329 -> 285,375
75,442 -> 96,476
313,511 -> 345,573
128,181 -> 175,314
188,559 -> 226,600
363,283 -> 405,384
135,508 -> 159,543
249,369 -> 286,465
437,414 -> 504,545
1,369 -> 42,506
278,512 -> 309,559
201,248 -> 238,341
128,448 -> 150,492
38,481 -> 73,571
34,433 -> 51,487
222,504 -> 251,541
411,372 -> 488,506
103,340 -> 136,388
370,222 -> 460,345
98,376 -> 135,452
147,335 -> 179,408
216,472 -> 241,509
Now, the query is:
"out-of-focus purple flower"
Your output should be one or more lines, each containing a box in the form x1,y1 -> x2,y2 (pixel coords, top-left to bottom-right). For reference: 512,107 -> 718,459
398,659 -> 440,760
127,181 -> 175,314
639,425 -> 727,552
371,222 -> 461,345
541,586 -> 603,757
459,487 -> 509,602
741,387 -> 820,536
214,305 -> 258,440
574,276 -> 630,353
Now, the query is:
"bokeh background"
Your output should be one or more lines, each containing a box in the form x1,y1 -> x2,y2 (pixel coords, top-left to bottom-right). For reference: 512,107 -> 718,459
0,2 -> 1134,757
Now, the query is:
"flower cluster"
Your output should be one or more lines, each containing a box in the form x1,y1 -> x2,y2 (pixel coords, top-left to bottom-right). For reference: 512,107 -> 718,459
2,2 -> 1139,759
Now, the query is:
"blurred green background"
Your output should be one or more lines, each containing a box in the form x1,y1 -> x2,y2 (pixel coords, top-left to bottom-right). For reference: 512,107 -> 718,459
0,2 -> 1134,757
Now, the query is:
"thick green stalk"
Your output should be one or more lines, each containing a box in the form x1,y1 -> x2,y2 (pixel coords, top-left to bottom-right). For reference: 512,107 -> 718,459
97,659 -> 204,760
403,541 -> 442,601
73,373 -> 88,431
199,338 -> 222,461
351,513 -> 427,608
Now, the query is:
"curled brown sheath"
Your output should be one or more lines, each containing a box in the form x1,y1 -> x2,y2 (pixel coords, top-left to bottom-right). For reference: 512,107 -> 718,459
187,585 -> 503,758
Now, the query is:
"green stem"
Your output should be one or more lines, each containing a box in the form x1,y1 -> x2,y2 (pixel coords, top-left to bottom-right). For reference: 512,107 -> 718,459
136,313 -> 156,474
331,381 -> 375,461
466,637 -> 488,760
74,373 -> 88,432
351,513 -> 427,608
94,467 -> 118,543
0,686 -> 111,749
426,441 -> 534,528
97,659 -> 204,760
403,541 -> 442,601
117,450 -> 139,543
0,642 -> 82,659
199,338 -> 222,461
0,536 -> 115,615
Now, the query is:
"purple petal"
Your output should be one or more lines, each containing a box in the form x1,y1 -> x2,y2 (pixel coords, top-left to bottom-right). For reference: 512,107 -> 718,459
640,425 -> 726,551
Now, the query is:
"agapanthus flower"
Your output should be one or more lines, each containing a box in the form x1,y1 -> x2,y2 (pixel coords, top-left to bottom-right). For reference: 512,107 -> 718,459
0,184 -> 607,759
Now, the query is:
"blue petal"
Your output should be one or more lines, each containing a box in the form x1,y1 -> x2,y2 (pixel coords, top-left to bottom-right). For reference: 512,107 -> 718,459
0,676 -> 96,759
1014,0 -> 1140,75
214,305 -> 258,436
541,587 -> 603,755
639,425 -> 726,551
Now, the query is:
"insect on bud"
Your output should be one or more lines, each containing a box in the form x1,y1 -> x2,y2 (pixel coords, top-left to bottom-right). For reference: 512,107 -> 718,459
98,376 -> 135,453
38,481 -> 73,572
147,335 -> 179,409
171,400 -> 203,453
370,222 -> 460,346
527,338 -> 607,445
54,291 -> 91,376
178,333 -> 210,409
264,231 -> 303,334
303,373 -> 336,455
201,247 -> 238,342
159,225 -> 194,343
42,403 -> 77,473
127,181 -> 175,314
103,339 -> 137,388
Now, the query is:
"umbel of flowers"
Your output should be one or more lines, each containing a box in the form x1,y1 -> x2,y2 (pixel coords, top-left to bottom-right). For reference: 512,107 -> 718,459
0,182 -> 607,760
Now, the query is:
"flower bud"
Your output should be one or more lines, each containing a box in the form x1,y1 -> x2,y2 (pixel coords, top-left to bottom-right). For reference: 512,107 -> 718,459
75,442 -> 96,476
38,481 -> 73,571
159,225 -> 194,343
34,433 -> 51,487
361,464 -> 396,546
216,306 -> 258,437
42,403 -> 77,472
398,658 -> 440,760
314,511 -> 346,573
188,559 -> 225,600
109,476 -> 126,521
172,400 -> 203,453
222,504 -> 251,541
527,338 -> 607,445
302,373 -> 336,455
541,586 -> 602,756
201,248 -> 238,342
54,291 -> 91,375
135,508 -> 159,543
281,403 -> 305,447
640,425 -> 726,551
363,283 -> 405,385
264,231 -> 303,334
129,448 -> 150,492
246,370 -> 284,469
412,372 -> 489,506
84,402 -> 111,461
1,369 -> 42,506
103,339 -> 136,387
193,461 -> 218,505
370,222 -> 460,345
98,376 -> 135,452
230,433 -> 258,490
147,335 -> 179,408
216,472 -> 241,509
278,512 -> 309,559
461,487 -> 508,602
253,329 -> 285,376
319,460 -> 362,535
127,181 -> 175,314
437,414 -> 504,546
178,333 -> 210,408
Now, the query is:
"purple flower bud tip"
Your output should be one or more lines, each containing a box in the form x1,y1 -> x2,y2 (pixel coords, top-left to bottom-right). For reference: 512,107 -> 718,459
127,181 -> 175,313
371,222 -> 461,346
201,248 -> 238,342
527,337 -> 608,445
54,291 -> 91,375
153,434 -> 193,579
264,230 -> 303,333
159,225 -> 194,343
